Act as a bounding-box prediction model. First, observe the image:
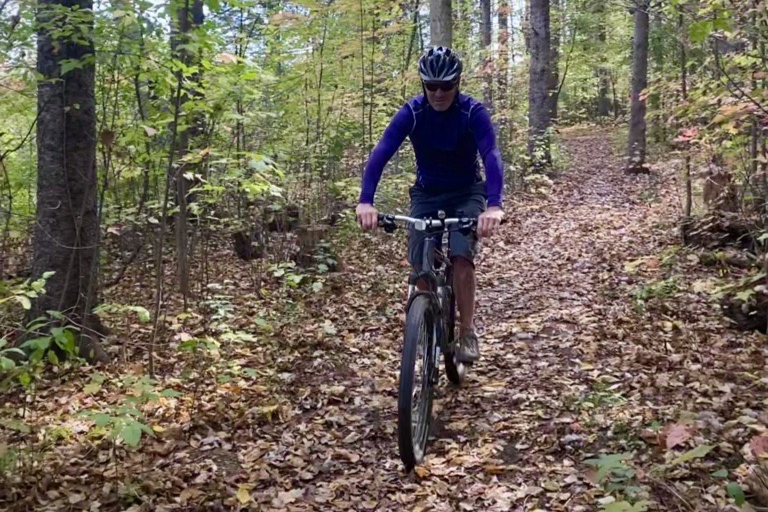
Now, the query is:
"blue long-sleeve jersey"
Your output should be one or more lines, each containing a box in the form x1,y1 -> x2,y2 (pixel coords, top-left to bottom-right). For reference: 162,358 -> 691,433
359,93 -> 504,208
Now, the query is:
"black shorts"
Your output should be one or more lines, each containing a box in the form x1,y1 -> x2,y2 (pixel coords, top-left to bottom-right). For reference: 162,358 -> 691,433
407,182 -> 487,270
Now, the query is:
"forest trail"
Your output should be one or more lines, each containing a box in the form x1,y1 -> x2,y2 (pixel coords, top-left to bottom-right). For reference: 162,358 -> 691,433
5,128 -> 764,512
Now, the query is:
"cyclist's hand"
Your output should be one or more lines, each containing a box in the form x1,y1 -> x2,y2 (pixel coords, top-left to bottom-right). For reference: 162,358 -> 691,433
477,206 -> 504,239
356,203 -> 378,230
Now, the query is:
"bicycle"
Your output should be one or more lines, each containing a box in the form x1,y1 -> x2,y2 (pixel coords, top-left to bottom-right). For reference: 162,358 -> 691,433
377,210 -> 478,472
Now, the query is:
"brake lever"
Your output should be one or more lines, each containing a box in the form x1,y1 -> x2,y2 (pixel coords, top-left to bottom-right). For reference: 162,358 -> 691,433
377,214 -> 397,233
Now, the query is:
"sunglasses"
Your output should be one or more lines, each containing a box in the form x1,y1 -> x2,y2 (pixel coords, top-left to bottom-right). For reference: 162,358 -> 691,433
423,80 -> 457,92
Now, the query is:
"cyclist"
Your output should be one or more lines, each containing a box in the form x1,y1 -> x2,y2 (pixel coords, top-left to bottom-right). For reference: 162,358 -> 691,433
356,46 -> 504,363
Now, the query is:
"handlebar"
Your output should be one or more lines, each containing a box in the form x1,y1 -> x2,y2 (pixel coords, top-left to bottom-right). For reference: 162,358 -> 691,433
377,213 -> 477,234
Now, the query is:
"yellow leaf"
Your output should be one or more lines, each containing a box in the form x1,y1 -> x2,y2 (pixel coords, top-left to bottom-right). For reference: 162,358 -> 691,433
413,465 -> 430,478
236,486 -> 251,504
258,404 -> 280,422
151,425 -> 165,432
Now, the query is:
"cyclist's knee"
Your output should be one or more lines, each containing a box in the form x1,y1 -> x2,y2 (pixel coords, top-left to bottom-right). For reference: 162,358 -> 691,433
451,255 -> 475,273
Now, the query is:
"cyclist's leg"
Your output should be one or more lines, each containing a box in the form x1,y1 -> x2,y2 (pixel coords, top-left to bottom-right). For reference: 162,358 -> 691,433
448,182 -> 486,362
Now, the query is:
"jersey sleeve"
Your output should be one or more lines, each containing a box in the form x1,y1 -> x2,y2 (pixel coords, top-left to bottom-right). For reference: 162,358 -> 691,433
359,103 -> 413,205
469,103 -> 504,208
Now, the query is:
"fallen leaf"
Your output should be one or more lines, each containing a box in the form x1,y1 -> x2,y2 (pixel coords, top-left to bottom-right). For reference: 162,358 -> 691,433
664,423 -> 692,449
68,493 -> 85,504
236,486 -> 250,504
272,488 -> 304,507
750,434 -> 768,458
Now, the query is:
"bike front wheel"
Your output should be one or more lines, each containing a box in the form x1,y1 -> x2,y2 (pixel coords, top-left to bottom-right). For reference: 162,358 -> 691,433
442,268 -> 467,386
398,293 -> 437,472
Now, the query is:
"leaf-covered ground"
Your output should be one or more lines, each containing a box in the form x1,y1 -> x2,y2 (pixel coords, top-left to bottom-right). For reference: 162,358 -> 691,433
2,128 -> 766,511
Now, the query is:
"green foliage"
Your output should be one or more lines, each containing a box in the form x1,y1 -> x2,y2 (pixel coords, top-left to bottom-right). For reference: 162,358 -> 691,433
633,277 -> 681,313
79,375 -> 178,448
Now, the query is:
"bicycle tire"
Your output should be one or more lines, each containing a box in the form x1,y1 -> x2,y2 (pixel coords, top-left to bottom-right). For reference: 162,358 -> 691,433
442,266 -> 465,385
398,293 -> 436,472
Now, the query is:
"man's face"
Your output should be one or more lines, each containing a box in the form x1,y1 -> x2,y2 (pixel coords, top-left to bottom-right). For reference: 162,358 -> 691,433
424,79 -> 458,111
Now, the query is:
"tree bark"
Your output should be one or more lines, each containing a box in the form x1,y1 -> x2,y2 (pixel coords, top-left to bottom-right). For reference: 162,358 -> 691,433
626,0 -> 650,173
429,0 -> 452,46
497,0 -> 510,146
528,0 -> 552,170
596,2 -> 611,117
480,0 -> 492,111
171,0 -> 204,302
29,0 -> 108,363
548,0 -> 560,121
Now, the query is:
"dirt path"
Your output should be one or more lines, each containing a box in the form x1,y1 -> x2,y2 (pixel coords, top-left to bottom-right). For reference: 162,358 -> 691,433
6,129 -> 764,512
276,127 -> 763,511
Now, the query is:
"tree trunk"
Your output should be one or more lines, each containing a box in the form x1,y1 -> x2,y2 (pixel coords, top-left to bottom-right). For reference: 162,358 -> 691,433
626,0 -> 650,174
528,0 -> 552,170
480,0 -> 492,111
548,0 -> 560,121
29,0 -> 108,363
596,2 -> 611,117
497,0 -> 510,147
429,0 -> 452,46
172,0 -> 204,302
523,0 -> 531,53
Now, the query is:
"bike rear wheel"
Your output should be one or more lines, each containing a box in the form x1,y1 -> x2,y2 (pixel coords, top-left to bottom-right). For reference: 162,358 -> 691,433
398,293 -> 436,471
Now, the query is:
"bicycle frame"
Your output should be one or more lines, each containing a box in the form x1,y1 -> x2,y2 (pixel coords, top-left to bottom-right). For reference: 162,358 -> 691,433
377,210 -> 478,471
379,211 -> 475,353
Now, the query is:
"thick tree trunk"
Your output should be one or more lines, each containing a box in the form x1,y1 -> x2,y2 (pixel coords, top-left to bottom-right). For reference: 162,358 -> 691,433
626,0 -> 650,173
528,0 -> 552,170
548,0 -> 560,121
29,0 -> 108,363
429,0 -> 452,46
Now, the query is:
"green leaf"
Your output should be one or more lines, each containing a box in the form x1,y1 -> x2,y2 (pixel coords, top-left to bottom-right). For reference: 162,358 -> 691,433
584,452 -> 633,482
60,59 -> 83,75
119,421 -> 143,447
712,468 -> 728,478
712,18 -> 731,32
92,413 -> 113,428
727,482 -> 745,505
160,389 -> 181,398
128,306 -> 151,323
671,444 -> 713,465
1,347 -> 25,358
83,381 -> 102,394
14,295 -> 31,310
18,371 -> 31,387
0,357 -> 15,371
312,281 -> 323,292
20,337 -> 50,351
603,501 -> 649,512
0,418 -> 30,433
689,21 -> 713,43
